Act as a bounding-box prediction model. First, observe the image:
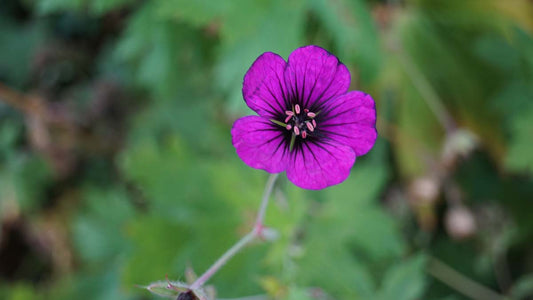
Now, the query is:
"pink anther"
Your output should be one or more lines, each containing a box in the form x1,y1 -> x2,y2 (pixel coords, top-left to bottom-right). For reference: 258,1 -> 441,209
306,121 -> 315,132
307,112 -> 316,118
295,104 -> 301,114
294,126 -> 300,135
302,131 -> 307,139
284,115 -> 292,123
285,110 -> 294,116
286,124 -> 292,130
304,108 -> 309,113
312,119 -> 317,128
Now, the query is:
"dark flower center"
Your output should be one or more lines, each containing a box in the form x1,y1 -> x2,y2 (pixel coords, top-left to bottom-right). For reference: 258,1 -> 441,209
283,104 -> 317,140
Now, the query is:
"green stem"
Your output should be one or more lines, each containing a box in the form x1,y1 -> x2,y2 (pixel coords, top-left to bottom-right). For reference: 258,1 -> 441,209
189,173 -> 279,290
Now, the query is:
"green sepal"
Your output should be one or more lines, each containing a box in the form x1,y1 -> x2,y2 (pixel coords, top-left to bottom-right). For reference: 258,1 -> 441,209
289,133 -> 296,152
270,119 -> 287,127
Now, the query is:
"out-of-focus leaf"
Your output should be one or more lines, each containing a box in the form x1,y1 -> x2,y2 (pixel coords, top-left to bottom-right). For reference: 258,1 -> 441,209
115,2 -> 214,101
308,0 -> 382,83
3,283 -> 37,300
294,141 -> 401,299
377,254 -> 427,300
0,155 -> 51,213
505,109 -> 533,173
72,187 -> 134,264
214,0 -> 305,113
35,0 -> 136,15
0,19 -> 45,87
510,273 -> 533,300
286,286 -> 313,300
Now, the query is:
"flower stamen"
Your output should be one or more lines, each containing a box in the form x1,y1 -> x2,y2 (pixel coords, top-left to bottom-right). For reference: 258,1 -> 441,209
307,112 -> 316,118
306,121 -> 315,132
294,126 -> 300,136
295,104 -> 301,114
302,131 -> 307,139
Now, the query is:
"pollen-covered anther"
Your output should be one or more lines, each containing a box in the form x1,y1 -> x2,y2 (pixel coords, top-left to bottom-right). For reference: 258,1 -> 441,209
306,121 -> 315,132
312,119 -> 317,128
307,112 -> 316,118
285,110 -> 294,116
302,131 -> 307,139
294,126 -> 300,135
295,104 -> 301,114
284,115 -> 292,123
286,124 -> 292,130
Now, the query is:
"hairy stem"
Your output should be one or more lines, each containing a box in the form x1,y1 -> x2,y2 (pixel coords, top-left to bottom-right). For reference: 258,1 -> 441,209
190,173 -> 279,290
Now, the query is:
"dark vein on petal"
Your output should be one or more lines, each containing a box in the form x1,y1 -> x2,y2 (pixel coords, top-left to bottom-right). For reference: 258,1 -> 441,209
275,66 -> 290,109
264,83 -> 285,113
311,63 -> 339,110
303,142 -> 328,186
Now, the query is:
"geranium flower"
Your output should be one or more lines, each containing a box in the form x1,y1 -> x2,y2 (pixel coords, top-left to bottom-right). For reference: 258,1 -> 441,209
231,45 -> 377,190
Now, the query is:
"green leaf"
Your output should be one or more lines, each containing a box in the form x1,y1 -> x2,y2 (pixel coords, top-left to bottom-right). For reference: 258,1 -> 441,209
378,254 -> 427,300
510,273 -> 533,300
505,108 -> 533,173
308,0 -> 382,83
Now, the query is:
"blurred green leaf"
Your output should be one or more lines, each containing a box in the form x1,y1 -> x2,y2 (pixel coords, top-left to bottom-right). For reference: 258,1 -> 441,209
308,0 -> 382,83
510,273 -> 533,300
505,109 -> 533,173
35,0 -> 135,15
377,254 -> 427,300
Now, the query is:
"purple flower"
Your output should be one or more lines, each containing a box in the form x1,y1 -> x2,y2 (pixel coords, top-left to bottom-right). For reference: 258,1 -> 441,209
231,45 -> 377,190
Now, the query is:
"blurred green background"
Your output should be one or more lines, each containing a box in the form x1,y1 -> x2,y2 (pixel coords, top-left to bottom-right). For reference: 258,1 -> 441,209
0,0 -> 532,299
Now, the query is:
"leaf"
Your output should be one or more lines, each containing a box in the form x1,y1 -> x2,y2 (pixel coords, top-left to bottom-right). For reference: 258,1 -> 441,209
307,0 -> 382,83
72,187 -> 134,264
510,273 -> 533,300
35,0 -> 136,15
213,0 -> 305,113
505,108 -> 533,174
294,141 -> 403,299
377,254 -> 427,300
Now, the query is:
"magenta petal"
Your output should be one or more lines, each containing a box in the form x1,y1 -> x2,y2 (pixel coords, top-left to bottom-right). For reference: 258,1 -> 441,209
242,52 -> 289,118
286,140 -> 355,190
231,116 -> 289,173
319,91 -> 378,156
284,45 -> 350,109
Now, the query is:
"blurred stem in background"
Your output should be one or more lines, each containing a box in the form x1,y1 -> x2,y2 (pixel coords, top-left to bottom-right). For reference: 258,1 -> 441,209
428,257 -> 504,300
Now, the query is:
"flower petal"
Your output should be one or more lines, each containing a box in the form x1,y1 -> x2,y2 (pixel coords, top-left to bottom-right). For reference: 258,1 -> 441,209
243,52 -> 289,118
231,116 -> 289,173
286,140 -> 355,190
318,91 -> 377,156
284,45 -> 350,110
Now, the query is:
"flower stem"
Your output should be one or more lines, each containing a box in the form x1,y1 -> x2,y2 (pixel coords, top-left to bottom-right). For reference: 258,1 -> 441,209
189,173 -> 279,290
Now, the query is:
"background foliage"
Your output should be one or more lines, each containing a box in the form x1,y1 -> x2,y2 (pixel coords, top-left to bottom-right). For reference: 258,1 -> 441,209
0,0 -> 532,299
